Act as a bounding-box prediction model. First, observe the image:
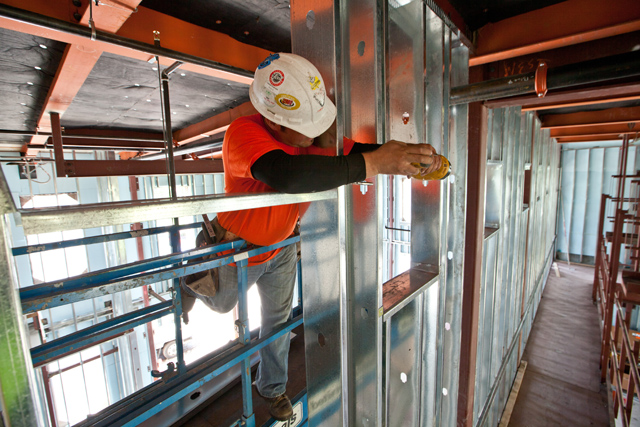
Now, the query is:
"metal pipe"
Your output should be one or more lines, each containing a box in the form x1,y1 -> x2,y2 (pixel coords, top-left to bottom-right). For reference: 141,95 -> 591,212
0,131 -> 165,144
451,51 -> 640,105
159,63 -> 180,200
136,139 -> 223,161
0,3 -> 253,80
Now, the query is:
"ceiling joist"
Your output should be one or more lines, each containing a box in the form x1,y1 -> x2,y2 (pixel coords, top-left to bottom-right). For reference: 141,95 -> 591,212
0,2 -> 267,84
485,82 -> 640,112
550,123 -> 639,139
470,0 -> 640,66
174,101 -> 256,145
29,0 -> 142,147
542,106 -> 640,129
555,133 -> 639,143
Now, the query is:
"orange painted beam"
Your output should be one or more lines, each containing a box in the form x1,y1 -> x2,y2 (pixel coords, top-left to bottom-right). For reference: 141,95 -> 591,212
62,158 -> 224,177
28,0 -> 142,146
485,82 -> 640,111
174,101 -> 256,145
542,106 -> 640,129
0,3 -> 265,84
470,0 -> 640,66
556,134 -> 630,143
0,0 -> 80,22
523,94 -> 640,112
550,123 -> 639,138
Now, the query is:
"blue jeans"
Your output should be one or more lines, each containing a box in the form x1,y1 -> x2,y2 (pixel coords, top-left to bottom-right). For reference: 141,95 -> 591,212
186,243 -> 297,398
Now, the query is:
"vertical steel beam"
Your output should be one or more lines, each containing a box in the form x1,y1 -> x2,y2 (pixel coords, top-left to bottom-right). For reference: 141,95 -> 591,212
419,10 -> 444,425
457,90 -> 488,426
438,35 -> 469,427
291,1 -> 349,425
0,166 -> 45,427
51,112 -> 65,178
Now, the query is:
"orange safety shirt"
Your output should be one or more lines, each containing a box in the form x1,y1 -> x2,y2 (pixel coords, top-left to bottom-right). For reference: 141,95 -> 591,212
218,114 -> 355,265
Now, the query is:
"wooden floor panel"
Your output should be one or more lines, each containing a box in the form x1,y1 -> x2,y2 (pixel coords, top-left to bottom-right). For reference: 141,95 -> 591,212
509,262 -> 610,427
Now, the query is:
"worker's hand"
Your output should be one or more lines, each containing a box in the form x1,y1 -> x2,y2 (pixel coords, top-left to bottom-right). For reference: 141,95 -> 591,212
362,141 -> 441,177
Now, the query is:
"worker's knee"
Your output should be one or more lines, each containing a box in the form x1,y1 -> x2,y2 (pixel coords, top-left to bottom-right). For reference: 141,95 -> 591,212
196,290 -> 238,314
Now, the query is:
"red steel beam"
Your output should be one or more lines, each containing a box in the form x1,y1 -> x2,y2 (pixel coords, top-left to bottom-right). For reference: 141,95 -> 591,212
0,1 -> 265,84
458,68 -> 488,426
481,31 -> 640,80
542,106 -> 640,129
59,128 -> 163,140
555,134 -> 630,143
550,123 -> 639,138
26,0 -> 143,147
61,159 -> 223,177
485,82 -> 640,111
174,102 -> 256,145
50,112 -> 64,178
470,0 -> 640,66
45,137 -> 164,151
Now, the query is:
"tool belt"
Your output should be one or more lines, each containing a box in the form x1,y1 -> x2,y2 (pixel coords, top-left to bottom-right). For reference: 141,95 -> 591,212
201,215 -> 299,256
201,215 -> 253,247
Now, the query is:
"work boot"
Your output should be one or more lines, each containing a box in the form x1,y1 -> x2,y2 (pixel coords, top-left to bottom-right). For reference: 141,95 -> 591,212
256,390 -> 293,421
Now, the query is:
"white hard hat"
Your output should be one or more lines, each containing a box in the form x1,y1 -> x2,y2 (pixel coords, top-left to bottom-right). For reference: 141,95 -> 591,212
249,53 -> 337,139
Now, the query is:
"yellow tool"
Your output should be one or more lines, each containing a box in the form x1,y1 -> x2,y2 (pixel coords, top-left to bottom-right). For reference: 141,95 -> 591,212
412,154 -> 451,180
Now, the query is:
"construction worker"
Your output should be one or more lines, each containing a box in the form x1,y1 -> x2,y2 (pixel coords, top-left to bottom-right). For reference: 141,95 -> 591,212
181,53 -> 441,421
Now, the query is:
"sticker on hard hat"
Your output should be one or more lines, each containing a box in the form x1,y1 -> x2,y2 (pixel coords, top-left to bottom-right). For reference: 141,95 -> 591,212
313,90 -> 325,108
275,94 -> 301,110
270,70 -> 285,86
309,76 -> 321,90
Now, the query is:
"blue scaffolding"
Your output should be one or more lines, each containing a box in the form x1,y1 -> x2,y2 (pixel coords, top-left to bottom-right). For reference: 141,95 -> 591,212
3,187 -> 336,427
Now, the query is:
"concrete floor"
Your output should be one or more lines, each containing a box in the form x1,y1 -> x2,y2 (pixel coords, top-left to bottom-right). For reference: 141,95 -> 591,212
508,262 -> 611,427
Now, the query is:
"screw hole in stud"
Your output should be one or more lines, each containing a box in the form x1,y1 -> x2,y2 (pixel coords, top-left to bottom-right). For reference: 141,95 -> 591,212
318,332 -> 326,347
306,10 -> 315,30
357,41 -> 365,57
190,391 -> 201,400
400,372 -> 408,383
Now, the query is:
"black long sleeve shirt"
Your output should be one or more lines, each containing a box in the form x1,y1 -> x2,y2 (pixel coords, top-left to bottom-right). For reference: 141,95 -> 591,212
250,142 -> 380,193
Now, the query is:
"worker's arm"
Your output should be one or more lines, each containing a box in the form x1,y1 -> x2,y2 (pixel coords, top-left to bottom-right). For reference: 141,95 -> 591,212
361,140 -> 441,178
251,142 -> 378,193
251,141 -> 440,193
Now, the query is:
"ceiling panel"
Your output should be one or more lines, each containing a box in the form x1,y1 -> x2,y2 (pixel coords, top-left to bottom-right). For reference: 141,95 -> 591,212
0,27 -> 65,146
141,0 -> 292,53
61,52 -> 250,133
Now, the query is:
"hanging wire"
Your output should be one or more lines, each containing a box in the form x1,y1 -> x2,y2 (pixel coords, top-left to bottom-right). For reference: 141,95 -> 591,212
96,0 -> 138,13
30,163 -> 51,185
88,0 -> 96,41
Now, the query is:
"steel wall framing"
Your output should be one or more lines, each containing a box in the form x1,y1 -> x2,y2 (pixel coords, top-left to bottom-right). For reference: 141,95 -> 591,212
472,109 -> 560,427
293,1 -> 469,426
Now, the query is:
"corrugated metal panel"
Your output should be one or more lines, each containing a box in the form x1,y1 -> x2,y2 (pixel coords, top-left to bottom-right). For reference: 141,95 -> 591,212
556,143 -> 637,264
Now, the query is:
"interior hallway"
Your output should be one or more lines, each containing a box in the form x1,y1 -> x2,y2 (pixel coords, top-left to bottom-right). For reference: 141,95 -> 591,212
508,262 -> 611,426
